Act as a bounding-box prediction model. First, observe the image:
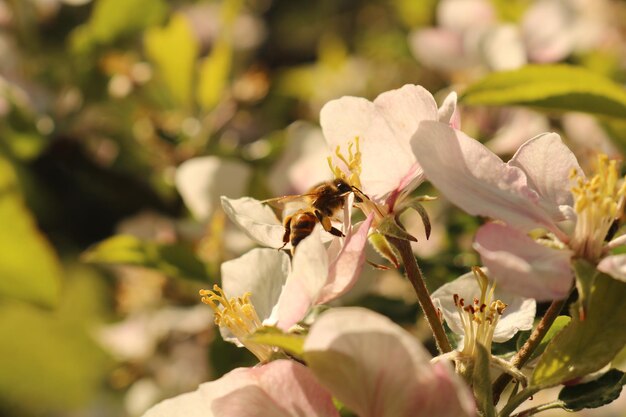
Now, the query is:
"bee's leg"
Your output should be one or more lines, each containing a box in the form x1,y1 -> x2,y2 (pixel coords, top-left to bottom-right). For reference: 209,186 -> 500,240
315,210 -> 345,237
280,218 -> 291,250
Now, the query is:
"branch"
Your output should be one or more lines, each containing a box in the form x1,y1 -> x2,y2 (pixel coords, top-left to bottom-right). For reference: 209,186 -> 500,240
387,236 -> 452,354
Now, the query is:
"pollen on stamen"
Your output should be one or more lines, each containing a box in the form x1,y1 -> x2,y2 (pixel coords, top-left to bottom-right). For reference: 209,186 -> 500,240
570,154 -> 626,260
199,285 -> 273,362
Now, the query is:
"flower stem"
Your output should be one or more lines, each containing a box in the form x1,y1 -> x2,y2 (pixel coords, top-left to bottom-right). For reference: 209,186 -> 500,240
509,400 -> 565,417
387,236 -> 452,354
498,386 -> 541,417
492,298 -> 568,404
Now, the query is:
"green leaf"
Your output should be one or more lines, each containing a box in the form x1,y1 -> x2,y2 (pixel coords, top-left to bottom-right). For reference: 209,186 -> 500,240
0,266 -> 111,414
197,39 -> 233,111
0,157 -> 62,307
70,0 -> 167,51
531,274 -> 626,388
144,14 -> 199,107
529,315 -> 571,361
82,234 -> 212,283
559,369 -> 626,411
472,343 -> 496,417
461,65 -> 626,119
247,326 -> 305,357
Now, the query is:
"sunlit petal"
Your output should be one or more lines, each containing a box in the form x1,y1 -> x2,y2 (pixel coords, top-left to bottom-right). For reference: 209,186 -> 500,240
475,223 -> 573,301
412,121 -> 563,237
221,196 -> 285,248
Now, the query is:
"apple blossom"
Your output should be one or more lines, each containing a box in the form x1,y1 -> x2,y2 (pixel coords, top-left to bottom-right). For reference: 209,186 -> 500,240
303,307 -> 476,417
197,225 -> 374,361
431,268 -> 535,386
141,359 -> 339,417
432,268 -> 536,356
412,123 -> 626,300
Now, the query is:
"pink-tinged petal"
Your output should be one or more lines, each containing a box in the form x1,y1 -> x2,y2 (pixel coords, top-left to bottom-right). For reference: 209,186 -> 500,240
320,85 -> 437,199
222,248 -> 290,325
304,307 -> 475,417
432,270 -> 535,342
438,0 -> 496,32
474,223 -> 573,301
522,0 -> 574,63
212,361 -> 339,417
317,213 -> 374,304
142,389 -> 212,417
598,255 -> 626,282
408,29 -> 471,71
221,196 -> 285,248
412,121 -> 565,238
143,361 -> 339,417
272,228 -> 329,330
509,132 -> 583,221
176,157 -> 251,221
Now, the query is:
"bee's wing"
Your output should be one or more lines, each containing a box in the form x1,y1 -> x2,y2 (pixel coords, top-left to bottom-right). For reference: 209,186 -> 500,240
261,193 -> 315,208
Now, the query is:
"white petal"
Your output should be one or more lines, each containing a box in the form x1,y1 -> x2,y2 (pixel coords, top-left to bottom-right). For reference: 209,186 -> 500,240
221,196 -> 285,248
438,0 -> 496,32
598,254 -> 626,282
221,248 -> 290,323
412,121 -> 565,238
272,227 -> 329,330
482,25 -> 527,71
437,91 -> 460,128
304,307 -> 475,417
509,132 -> 582,221
176,157 -> 251,221
474,223 -> 574,301
321,85 -> 437,199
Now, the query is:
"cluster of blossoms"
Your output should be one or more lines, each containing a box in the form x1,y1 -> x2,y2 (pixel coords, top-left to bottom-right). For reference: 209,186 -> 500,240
143,84 -> 626,417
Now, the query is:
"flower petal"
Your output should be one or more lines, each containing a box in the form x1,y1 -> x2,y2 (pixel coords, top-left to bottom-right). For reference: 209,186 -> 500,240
597,254 -> 626,282
317,213 -> 374,304
437,91 -> 460,129
142,361 -> 339,417
221,196 -> 285,248
321,85 -> 437,199
509,132 -> 583,221
176,157 -> 251,221
412,121 -> 564,237
271,227 -> 329,331
212,361 -> 339,417
474,223 -> 573,301
222,248 -> 290,324
304,307 -> 475,417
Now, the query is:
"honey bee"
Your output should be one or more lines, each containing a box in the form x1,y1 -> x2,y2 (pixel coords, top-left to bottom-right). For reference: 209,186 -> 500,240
264,179 -> 365,252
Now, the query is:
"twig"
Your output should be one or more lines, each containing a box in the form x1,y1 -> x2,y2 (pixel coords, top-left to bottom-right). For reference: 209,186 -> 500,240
387,236 -> 452,354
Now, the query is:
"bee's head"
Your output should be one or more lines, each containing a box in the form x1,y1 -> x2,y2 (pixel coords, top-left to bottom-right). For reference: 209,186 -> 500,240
334,179 -> 352,195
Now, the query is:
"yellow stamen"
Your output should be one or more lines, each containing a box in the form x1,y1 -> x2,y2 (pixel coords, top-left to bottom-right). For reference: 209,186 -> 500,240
327,136 -> 363,189
570,154 -> 626,261
199,285 -> 273,362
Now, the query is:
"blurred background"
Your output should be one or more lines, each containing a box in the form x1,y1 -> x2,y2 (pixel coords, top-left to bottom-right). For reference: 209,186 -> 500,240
1,0 -> 625,416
